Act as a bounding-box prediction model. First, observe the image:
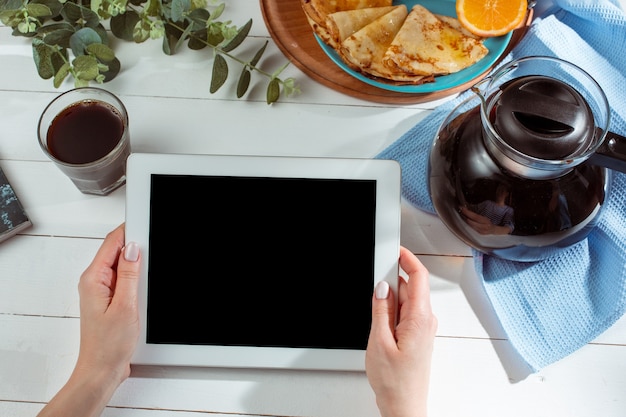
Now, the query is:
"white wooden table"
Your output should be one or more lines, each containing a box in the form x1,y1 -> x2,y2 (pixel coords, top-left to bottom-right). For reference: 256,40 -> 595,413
1,2 -> 625,416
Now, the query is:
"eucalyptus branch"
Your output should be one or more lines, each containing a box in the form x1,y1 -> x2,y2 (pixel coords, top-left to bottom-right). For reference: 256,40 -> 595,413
165,18 -> 297,103
0,0 -> 299,103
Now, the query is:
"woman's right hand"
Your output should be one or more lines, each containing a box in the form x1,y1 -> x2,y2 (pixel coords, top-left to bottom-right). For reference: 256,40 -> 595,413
366,247 -> 438,417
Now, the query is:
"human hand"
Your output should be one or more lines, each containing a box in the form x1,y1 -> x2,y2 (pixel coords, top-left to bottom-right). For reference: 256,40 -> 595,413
74,223 -> 141,384
38,224 -> 141,417
460,205 -> 495,234
366,247 -> 437,417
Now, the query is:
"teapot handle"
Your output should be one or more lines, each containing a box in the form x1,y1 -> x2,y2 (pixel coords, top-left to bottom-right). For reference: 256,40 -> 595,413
589,129 -> 626,173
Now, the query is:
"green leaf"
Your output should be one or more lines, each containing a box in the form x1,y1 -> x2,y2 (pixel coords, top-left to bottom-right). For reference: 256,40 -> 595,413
100,57 -> 121,81
266,78 -> 280,104
86,43 -> 115,61
170,0 -> 190,22
221,19 -> 251,52
110,10 -> 140,41
32,38 -> 57,79
69,27 -> 101,56
174,22 -> 194,53
237,68 -> 250,98
33,0 -> 63,18
209,2 -> 224,20
0,0 -> 23,10
250,41 -> 267,67
61,2 -> 99,27
206,30 -> 224,47
93,24 -> 109,44
162,27 -> 179,55
73,54 -> 99,81
144,0 -> 161,16
36,22 -> 74,36
53,62 -> 70,87
0,10 -> 19,27
210,54 -> 228,93
162,20 -> 187,54
187,7 -> 209,31
26,3 -> 51,18
43,29 -> 74,48
187,29 -> 207,50
132,19 -> 150,43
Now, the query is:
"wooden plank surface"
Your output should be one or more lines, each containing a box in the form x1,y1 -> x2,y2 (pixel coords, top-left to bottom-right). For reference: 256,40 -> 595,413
1,1 -> 626,416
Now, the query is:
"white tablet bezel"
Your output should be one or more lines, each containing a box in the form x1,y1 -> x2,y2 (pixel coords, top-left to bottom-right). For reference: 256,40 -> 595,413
125,153 -> 401,371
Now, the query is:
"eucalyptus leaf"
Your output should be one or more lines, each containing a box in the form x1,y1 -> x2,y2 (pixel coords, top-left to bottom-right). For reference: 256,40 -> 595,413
162,23 -> 181,56
32,38 -> 56,79
209,2 -> 224,20
43,28 -> 73,47
250,41 -> 267,67
187,7 -> 209,31
266,78 -> 280,104
33,0 -> 63,18
221,19 -> 251,53
69,27 -> 101,56
132,19 -> 150,42
91,0 -> 102,15
73,54 -> 99,80
53,61 -> 70,88
144,0 -> 160,15
0,0 -> 23,10
93,24 -> 109,44
170,0 -> 190,23
187,29 -> 207,50
237,68 -> 250,98
174,22 -> 194,53
210,54 -> 228,93
0,10 -> 20,27
110,10 -> 140,41
50,47 -> 67,74
36,22 -> 74,35
25,3 -> 51,17
206,30 -> 223,47
86,43 -> 115,61
61,2 -> 99,27
100,57 -> 121,81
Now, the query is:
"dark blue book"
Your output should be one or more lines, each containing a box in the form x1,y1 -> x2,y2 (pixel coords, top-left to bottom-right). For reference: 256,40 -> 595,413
0,166 -> 32,243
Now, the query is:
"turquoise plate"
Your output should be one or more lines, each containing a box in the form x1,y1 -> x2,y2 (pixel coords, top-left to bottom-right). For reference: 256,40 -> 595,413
315,0 -> 513,94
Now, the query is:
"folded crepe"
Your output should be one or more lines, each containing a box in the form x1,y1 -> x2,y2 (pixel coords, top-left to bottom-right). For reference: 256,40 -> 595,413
383,5 -> 489,76
338,5 -> 433,84
301,0 -> 393,47
325,6 -> 399,49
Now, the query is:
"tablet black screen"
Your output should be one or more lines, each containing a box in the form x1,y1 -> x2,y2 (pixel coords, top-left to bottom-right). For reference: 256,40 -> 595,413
146,174 -> 377,350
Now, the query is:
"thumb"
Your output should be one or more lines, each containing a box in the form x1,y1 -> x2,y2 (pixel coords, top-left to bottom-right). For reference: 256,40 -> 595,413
370,280 -> 396,339
112,242 -> 141,308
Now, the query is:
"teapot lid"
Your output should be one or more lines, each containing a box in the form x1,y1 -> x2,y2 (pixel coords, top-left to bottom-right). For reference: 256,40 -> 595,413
492,76 -> 595,160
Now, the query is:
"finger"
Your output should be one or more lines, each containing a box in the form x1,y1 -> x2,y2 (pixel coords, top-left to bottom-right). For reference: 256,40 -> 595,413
370,280 -> 396,342
111,241 -> 141,310
398,247 -> 432,317
460,208 -> 481,221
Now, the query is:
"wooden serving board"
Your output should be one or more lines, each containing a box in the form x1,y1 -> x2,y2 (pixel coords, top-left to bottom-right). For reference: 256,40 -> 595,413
260,0 -> 533,104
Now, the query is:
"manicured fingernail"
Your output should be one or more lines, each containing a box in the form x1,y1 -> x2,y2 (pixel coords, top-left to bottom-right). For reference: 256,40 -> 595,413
375,281 -> 390,300
124,242 -> 139,262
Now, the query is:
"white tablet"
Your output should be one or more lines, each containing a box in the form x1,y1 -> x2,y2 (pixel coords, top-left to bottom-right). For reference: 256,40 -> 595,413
125,153 -> 401,371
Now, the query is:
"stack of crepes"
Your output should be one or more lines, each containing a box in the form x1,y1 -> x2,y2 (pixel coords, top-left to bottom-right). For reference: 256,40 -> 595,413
301,0 -> 489,85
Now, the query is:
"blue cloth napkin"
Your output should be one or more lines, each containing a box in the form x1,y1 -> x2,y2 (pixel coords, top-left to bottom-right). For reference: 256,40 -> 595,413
377,0 -> 626,372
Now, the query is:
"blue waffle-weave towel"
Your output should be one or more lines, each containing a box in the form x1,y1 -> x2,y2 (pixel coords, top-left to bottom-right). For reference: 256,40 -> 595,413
377,0 -> 626,372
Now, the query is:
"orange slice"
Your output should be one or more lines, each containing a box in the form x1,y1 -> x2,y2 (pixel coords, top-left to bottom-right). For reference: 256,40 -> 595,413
456,0 -> 528,37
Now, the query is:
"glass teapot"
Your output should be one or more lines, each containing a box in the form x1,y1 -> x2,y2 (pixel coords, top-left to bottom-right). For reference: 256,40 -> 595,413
429,56 -> 626,261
